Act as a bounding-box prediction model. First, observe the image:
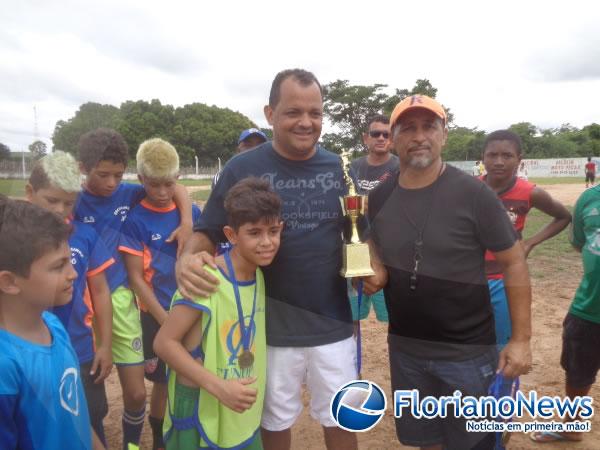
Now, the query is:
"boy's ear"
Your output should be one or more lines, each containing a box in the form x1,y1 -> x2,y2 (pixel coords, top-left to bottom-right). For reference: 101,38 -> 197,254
25,183 -> 34,201
0,271 -> 21,296
223,225 -> 237,245
78,162 -> 88,175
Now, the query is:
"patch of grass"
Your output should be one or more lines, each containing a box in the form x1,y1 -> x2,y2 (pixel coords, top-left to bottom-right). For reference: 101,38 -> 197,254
0,179 -> 27,197
523,207 -> 581,280
529,177 -> 583,185
191,189 -> 211,203
179,178 -> 213,186
522,207 -> 575,259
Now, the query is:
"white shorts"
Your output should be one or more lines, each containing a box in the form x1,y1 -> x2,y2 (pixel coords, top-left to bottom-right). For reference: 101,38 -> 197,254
261,336 -> 357,430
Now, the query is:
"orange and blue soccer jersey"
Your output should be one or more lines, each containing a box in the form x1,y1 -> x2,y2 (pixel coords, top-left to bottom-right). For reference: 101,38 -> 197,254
73,183 -> 145,292
52,221 -> 114,365
119,199 -> 201,310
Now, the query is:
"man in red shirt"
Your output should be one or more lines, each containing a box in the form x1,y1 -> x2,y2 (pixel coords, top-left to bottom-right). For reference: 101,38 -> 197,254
585,156 -> 596,188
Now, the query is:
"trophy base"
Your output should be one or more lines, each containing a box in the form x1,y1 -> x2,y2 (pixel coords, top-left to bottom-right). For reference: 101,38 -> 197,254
340,242 -> 375,278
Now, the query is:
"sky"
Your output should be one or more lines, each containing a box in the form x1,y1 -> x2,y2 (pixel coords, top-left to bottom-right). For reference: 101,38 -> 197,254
1,0 -> 599,153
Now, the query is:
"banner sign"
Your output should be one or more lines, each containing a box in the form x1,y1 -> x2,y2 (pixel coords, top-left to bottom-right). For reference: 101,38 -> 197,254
449,158 -> 599,177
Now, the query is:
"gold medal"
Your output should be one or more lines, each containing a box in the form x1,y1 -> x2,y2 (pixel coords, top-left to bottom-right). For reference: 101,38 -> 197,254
238,351 -> 254,369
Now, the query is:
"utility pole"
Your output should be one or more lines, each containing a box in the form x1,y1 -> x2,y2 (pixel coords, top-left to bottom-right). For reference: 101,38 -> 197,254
33,105 -> 39,141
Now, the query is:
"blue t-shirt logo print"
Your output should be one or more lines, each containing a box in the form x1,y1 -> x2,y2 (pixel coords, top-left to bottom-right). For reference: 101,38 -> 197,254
59,367 -> 80,416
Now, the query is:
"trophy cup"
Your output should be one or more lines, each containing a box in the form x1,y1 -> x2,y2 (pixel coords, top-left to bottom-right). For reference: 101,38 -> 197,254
339,150 -> 374,278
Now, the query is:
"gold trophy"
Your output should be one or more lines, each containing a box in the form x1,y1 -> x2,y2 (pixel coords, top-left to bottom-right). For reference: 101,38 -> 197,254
339,150 -> 374,278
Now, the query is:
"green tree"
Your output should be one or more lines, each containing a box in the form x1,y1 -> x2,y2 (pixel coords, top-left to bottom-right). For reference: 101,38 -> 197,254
444,127 -> 486,161
52,102 -> 120,155
173,103 -> 256,165
323,78 -> 452,154
323,80 -> 402,154
28,140 -> 47,159
117,99 -> 176,155
508,122 -> 538,156
0,142 -> 10,160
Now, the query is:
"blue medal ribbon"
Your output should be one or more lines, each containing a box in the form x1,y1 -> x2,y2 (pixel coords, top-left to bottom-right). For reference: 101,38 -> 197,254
356,279 -> 363,377
224,249 -> 257,358
488,373 -> 520,449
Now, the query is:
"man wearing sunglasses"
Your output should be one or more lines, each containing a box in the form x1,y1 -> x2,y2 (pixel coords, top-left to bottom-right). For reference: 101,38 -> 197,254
348,115 -> 398,325
351,115 -> 399,194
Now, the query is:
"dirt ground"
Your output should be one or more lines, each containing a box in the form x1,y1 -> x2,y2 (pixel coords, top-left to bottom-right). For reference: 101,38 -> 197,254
103,183 -> 600,449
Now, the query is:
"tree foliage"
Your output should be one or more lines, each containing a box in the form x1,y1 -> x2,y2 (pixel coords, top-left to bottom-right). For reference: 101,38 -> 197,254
52,102 -> 120,155
28,140 -> 47,159
444,121 -> 600,161
0,142 -> 10,160
322,78 -> 453,154
52,100 -> 256,167
51,89 -> 600,168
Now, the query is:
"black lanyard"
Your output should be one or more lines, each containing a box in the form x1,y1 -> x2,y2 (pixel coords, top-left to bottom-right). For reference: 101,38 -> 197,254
398,163 -> 445,291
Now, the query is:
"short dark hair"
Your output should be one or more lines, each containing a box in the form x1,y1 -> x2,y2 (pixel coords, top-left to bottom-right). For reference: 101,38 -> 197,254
588,156 -> 592,162
366,114 -> 389,130
224,177 -> 282,230
483,130 -> 523,156
78,128 -> 129,171
0,197 -> 71,277
269,69 -> 322,108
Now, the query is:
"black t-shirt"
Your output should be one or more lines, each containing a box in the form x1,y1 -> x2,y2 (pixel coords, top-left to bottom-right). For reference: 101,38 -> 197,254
351,154 -> 399,194
195,142 -> 353,347
368,165 -> 517,359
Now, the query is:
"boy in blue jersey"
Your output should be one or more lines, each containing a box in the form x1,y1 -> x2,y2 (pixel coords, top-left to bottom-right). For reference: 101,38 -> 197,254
0,197 -> 91,450
73,128 -> 194,450
26,151 -> 115,449
119,138 -> 201,450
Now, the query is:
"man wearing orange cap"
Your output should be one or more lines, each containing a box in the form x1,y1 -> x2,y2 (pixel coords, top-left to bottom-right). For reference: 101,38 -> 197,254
362,95 -> 532,449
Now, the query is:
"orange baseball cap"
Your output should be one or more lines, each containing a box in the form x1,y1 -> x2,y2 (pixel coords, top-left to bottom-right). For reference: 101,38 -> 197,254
390,95 -> 446,127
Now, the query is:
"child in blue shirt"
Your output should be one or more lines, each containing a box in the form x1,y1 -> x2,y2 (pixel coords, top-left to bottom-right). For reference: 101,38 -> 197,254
26,151 -> 115,448
119,138 -> 201,450
0,197 -> 91,450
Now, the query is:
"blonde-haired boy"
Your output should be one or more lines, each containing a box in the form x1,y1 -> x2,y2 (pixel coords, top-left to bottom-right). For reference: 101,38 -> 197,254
26,151 -> 114,449
120,138 -> 200,450
136,138 -> 180,179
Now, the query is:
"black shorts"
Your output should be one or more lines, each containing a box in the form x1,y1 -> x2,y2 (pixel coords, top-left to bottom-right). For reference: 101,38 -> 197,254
586,172 -> 595,183
561,313 -> 600,388
141,310 -> 167,384
80,361 -> 108,437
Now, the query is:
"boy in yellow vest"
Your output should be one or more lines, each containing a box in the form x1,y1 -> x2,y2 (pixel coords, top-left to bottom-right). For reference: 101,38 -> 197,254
155,177 -> 282,449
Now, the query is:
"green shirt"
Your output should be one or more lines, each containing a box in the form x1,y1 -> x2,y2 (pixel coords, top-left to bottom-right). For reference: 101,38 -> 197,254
570,186 -> 600,323
164,266 -> 266,448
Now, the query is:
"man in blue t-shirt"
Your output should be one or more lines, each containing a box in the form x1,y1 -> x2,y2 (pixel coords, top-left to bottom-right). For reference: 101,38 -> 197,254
176,69 -> 357,450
